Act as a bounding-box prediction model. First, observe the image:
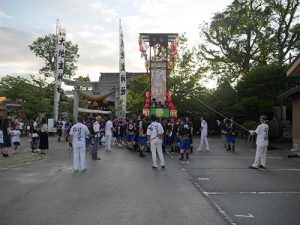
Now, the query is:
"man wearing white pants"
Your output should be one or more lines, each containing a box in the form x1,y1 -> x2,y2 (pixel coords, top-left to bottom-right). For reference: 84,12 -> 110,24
197,116 -> 209,151
249,115 -> 269,169
105,116 -> 113,151
147,114 -> 165,170
69,117 -> 90,172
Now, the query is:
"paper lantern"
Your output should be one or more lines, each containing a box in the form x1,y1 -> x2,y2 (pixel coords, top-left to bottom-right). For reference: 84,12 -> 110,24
146,91 -> 151,97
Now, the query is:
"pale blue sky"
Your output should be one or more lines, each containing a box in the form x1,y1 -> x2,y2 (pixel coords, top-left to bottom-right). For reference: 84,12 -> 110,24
0,0 -> 232,84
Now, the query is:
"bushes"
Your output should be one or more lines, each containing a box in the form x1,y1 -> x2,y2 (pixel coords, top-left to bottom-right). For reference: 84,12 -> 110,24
268,120 -> 280,139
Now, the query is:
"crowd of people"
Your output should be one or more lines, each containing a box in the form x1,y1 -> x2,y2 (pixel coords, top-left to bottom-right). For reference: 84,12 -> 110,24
0,117 -> 50,156
1,113 -> 269,172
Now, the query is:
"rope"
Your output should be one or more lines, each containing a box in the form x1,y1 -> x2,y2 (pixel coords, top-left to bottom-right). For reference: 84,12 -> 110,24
169,78 -> 250,132
126,83 -> 151,111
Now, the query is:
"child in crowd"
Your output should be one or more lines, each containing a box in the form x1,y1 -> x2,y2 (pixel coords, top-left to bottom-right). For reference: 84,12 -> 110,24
11,124 -> 21,153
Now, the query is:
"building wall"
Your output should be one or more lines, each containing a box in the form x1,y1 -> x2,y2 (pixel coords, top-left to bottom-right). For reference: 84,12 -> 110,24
292,94 -> 300,151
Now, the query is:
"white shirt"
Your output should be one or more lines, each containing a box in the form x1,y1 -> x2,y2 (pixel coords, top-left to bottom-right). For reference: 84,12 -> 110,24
93,121 -> 101,137
255,123 -> 269,146
40,124 -> 48,132
201,120 -> 208,135
147,121 -> 164,140
33,121 -> 38,133
0,130 -> 3,143
105,120 -> 113,136
69,123 -> 90,147
19,122 -> 24,130
11,129 -> 21,143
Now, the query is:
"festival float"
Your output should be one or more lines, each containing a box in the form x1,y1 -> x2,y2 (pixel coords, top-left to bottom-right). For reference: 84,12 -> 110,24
138,33 -> 179,118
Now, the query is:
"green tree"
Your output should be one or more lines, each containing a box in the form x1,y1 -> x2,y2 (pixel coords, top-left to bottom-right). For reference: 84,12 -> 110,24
0,75 -> 53,118
74,75 -> 91,91
126,74 -> 150,115
29,34 -> 80,78
206,80 -> 238,118
235,64 -> 300,120
169,34 -> 208,118
197,0 -> 300,82
198,0 -> 270,82
266,0 -> 300,63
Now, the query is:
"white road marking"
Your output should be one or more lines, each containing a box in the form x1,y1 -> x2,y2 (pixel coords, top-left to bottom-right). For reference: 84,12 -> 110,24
198,177 -> 210,181
235,214 -> 255,218
205,191 -> 300,195
191,156 -> 282,159
188,168 -> 300,171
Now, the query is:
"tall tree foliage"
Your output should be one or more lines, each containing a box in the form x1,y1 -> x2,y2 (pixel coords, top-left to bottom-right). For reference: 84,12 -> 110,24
266,0 -> 300,63
126,74 -> 150,116
234,64 -> 300,120
169,34 -> 208,118
29,34 -> 79,78
198,0 -> 300,82
0,75 -> 53,118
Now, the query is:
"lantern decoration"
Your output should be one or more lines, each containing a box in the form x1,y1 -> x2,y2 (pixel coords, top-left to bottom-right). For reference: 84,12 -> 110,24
139,34 -> 178,118
139,36 -> 149,60
146,91 -> 152,97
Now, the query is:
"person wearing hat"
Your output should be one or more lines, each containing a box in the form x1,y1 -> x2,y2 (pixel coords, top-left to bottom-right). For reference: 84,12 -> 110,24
147,114 -> 165,170
249,115 -> 269,169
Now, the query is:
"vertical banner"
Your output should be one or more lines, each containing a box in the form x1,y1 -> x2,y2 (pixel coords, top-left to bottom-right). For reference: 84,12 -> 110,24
53,23 -> 66,121
119,19 -> 126,119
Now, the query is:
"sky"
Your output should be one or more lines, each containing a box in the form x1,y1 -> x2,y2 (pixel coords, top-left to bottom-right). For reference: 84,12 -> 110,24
0,0 -> 233,86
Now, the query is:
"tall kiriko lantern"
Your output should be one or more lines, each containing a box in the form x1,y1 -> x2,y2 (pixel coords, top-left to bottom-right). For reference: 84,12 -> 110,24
138,33 -> 178,118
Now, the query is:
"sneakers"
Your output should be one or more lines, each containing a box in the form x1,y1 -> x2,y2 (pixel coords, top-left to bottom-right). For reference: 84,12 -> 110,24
139,152 -> 146,157
92,157 -> 101,160
161,165 -> 165,169
152,166 -> 158,170
249,166 -> 258,169
259,165 -> 267,169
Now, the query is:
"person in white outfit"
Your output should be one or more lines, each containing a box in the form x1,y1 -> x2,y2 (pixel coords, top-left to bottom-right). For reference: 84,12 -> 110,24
105,116 -> 113,151
69,116 -> 90,172
249,115 -> 269,169
147,114 -> 165,170
11,124 -> 21,152
197,116 -> 209,151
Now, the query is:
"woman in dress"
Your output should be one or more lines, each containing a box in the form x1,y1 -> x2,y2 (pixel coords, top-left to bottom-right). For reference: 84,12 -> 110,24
1,118 -> 12,157
39,117 -> 49,155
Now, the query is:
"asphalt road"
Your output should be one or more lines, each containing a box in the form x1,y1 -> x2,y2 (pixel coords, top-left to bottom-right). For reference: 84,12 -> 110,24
0,136 -> 299,225
176,137 -> 300,225
0,136 -> 227,225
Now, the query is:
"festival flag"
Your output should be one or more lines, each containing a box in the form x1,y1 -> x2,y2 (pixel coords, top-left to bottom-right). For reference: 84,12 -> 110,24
119,19 -> 126,118
53,20 -> 66,121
